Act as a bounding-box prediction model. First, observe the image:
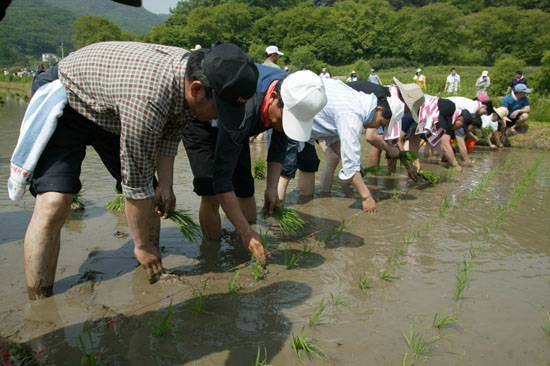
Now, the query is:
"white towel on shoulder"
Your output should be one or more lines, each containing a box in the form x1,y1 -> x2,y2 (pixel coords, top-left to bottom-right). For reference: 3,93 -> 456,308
8,79 -> 67,200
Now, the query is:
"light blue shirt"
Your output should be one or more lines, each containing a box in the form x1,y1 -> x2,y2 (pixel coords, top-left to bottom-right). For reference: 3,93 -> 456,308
310,79 -> 378,180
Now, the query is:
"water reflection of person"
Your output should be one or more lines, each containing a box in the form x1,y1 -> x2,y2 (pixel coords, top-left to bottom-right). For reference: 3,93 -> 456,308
17,42 -> 259,300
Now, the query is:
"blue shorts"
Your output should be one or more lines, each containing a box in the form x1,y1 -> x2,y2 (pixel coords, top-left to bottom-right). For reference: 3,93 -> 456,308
280,140 -> 320,178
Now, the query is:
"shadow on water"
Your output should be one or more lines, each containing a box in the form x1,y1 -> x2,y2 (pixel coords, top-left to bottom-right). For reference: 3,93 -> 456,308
31,280 -> 312,365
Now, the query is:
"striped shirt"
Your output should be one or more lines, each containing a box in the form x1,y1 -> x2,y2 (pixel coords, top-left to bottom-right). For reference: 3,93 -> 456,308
58,41 -> 192,199
311,79 -> 377,180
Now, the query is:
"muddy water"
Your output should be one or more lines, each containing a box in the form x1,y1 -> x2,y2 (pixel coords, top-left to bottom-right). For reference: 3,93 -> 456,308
1,97 -> 549,365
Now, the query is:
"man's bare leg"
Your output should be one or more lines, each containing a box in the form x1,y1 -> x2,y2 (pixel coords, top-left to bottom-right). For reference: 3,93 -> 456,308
277,175 -> 292,203
199,196 -> 221,240
24,192 -> 72,300
298,171 -> 315,196
510,113 -> 529,134
238,196 -> 257,223
320,140 -> 340,193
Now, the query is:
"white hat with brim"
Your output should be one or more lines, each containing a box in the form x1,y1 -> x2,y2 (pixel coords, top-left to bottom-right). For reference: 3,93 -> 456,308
393,77 -> 425,123
494,106 -> 510,122
385,95 -> 405,139
266,45 -> 284,56
280,71 -> 328,142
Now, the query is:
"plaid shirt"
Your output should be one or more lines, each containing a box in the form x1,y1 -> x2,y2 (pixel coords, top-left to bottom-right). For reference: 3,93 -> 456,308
58,41 -> 193,199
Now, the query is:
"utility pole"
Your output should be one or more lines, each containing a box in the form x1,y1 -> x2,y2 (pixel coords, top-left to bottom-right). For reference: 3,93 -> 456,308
60,41 -> 64,59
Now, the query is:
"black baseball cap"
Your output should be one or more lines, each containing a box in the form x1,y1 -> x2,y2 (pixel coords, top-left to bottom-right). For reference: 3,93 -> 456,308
204,43 -> 259,133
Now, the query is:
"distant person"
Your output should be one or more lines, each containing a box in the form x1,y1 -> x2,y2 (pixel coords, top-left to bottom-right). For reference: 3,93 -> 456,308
319,67 -> 330,79
445,68 -> 460,94
191,44 -> 202,51
476,70 -> 490,96
263,45 -> 283,69
481,106 -> 508,149
3,69 -> 8,76
367,69 -> 381,85
284,66 -> 289,72
501,84 -> 531,135
346,70 -> 358,83
506,71 -> 527,95
413,68 -> 426,90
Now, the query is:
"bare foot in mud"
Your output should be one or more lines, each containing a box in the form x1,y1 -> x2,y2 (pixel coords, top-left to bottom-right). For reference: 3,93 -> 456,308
134,246 -> 164,284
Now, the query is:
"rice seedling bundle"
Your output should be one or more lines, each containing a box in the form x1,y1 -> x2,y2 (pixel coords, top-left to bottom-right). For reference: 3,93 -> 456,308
253,159 -> 267,179
398,151 -> 418,170
272,207 -> 305,237
71,192 -> 85,210
363,165 -> 384,175
106,187 -> 125,212
419,170 -> 443,185
170,210 -> 202,245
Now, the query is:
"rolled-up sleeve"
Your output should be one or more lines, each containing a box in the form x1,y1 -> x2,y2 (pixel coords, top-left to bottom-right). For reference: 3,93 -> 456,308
118,98 -> 165,199
335,112 -> 364,180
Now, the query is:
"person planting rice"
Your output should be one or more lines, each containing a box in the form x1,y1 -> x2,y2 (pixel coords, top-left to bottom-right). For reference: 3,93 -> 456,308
182,65 -> 327,243
8,41 -> 259,299
277,78 -> 404,212
481,107 -> 510,149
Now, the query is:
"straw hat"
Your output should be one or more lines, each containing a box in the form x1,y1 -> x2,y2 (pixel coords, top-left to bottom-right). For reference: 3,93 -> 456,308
494,107 -> 510,122
393,77 -> 425,123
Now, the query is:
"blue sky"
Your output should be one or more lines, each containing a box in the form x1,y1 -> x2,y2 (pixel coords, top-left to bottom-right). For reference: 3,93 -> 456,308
142,0 -> 180,14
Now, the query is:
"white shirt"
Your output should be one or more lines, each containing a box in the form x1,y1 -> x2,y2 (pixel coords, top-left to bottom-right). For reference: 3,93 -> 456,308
319,72 -> 331,79
481,114 -> 498,131
310,79 -> 378,180
446,96 -> 480,114
446,73 -> 460,92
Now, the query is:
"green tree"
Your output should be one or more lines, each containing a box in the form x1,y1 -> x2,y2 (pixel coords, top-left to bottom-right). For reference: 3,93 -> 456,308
532,51 -> 550,95
289,44 -> 319,71
465,8 -> 511,65
72,14 -> 136,49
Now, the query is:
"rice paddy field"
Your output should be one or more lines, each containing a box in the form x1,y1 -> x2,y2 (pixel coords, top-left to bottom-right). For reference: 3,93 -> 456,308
1,94 -> 549,365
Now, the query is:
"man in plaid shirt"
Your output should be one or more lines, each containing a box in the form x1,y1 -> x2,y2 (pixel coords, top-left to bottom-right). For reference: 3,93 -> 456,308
22,41 -> 260,299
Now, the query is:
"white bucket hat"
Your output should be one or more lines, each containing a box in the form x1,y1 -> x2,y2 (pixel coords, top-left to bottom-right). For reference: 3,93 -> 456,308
280,71 -> 328,142
393,77 -> 425,123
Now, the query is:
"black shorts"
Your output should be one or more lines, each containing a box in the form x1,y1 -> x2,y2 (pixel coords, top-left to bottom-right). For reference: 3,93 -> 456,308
280,140 -> 320,178
29,103 -> 123,196
182,120 -> 254,197
506,113 -> 524,127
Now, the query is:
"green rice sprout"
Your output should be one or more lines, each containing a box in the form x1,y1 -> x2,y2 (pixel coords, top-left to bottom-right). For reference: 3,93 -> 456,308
336,217 -> 345,238
359,271 -> 370,290
253,159 -> 267,179
453,268 -> 469,301
191,277 -> 213,316
255,345 -> 271,366
151,297 -> 175,337
392,188 -> 400,203
284,248 -> 302,269
432,312 -> 459,328
438,195 -> 450,219
291,326 -> 327,362
78,331 -> 97,366
170,210 -> 202,246
71,192 -> 85,210
272,207 -> 305,237
543,311 -> 550,338
469,244 -> 478,260
309,299 -> 328,327
228,268 -> 241,294
363,165 -> 384,175
250,256 -> 263,281
302,242 -> 312,256
419,170 -> 443,185
259,229 -> 270,253
401,321 -> 447,366
106,186 -> 125,212
380,254 -> 399,281
399,151 -> 419,170
330,282 -> 353,310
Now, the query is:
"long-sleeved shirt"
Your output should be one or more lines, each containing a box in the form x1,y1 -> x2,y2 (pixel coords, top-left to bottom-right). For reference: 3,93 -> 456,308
310,79 -> 377,180
58,41 -> 192,199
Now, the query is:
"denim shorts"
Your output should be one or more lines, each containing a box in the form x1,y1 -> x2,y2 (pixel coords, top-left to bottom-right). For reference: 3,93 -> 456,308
280,140 -> 320,178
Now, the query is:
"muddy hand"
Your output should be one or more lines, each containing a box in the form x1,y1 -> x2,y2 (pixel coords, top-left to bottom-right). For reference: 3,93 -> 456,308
262,187 -> 281,218
407,165 -> 419,181
134,245 -> 164,283
362,196 -> 377,213
153,186 -> 176,219
244,231 -> 266,266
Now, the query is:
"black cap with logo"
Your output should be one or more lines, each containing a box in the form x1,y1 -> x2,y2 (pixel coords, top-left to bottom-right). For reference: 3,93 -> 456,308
204,43 -> 259,134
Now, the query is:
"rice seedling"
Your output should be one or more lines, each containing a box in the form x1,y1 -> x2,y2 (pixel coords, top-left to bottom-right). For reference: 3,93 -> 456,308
399,151 -> 419,170
78,331 -> 97,366
330,282 -> 354,310
453,268 -> 469,301
363,165 -> 384,175
336,217 -> 345,239
462,258 -> 475,275
170,210 -> 203,245
359,271 -> 370,290
291,326 -> 327,362
302,242 -> 313,256
438,195 -> 450,219
392,188 -> 400,203
250,256 -> 263,281
272,207 -> 305,237
259,229 -> 271,253
253,159 -> 267,179
191,276 -> 213,316
228,268 -> 241,294
71,192 -> 85,210
284,248 -> 302,269
151,297 -> 175,337
432,312 -> 459,329
309,299 -> 328,327
319,228 -> 332,248
380,259 -> 398,281
401,321 -> 447,366
255,345 -> 271,366
469,244 -> 478,260
106,186 -> 125,212
419,170 -> 443,185
542,310 -> 550,338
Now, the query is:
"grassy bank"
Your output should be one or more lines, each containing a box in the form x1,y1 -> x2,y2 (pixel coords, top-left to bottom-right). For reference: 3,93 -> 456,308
0,81 -> 32,98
